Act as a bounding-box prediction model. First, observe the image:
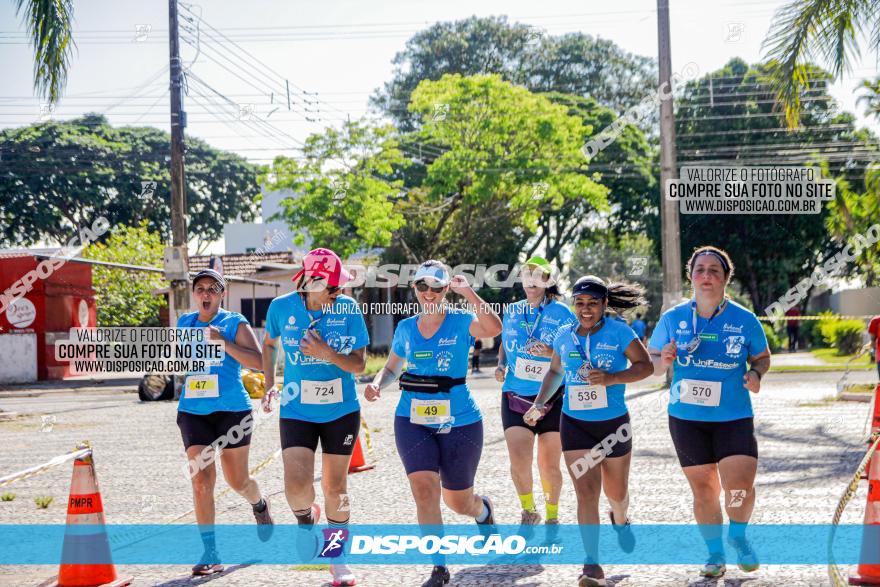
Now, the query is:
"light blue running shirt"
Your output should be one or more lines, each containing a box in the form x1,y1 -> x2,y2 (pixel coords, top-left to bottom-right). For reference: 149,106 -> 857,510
648,299 -> 768,422
552,319 -> 638,422
266,292 -> 369,423
501,299 -> 576,396
177,309 -> 252,415
391,310 -> 481,428
631,319 -> 647,339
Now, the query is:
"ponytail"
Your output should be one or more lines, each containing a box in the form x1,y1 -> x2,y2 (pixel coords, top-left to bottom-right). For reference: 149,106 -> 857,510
605,282 -> 648,312
571,275 -> 648,312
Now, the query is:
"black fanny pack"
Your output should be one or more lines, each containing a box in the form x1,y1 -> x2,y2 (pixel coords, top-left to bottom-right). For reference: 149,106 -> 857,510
399,371 -> 466,394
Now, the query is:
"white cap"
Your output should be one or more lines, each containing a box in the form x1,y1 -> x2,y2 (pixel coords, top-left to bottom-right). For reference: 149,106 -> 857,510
413,262 -> 450,286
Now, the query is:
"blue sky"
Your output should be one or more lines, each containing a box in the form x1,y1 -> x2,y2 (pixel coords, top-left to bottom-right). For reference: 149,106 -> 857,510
2,0 -> 878,167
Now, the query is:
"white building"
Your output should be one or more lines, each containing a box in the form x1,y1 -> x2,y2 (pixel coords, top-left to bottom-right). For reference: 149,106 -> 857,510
223,188 -> 309,255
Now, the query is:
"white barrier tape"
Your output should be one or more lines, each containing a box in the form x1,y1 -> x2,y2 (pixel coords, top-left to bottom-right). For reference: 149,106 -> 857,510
760,315 -> 875,321
109,447 -> 287,552
837,342 -> 874,399
167,448 -> 283,524
0,447 -> 91,488
166,415 -> 376,524
828,433 -> 880,587
361,415 -> 373,457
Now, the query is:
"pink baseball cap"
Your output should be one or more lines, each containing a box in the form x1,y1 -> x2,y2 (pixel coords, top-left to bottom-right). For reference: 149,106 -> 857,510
292,248 -> 353,288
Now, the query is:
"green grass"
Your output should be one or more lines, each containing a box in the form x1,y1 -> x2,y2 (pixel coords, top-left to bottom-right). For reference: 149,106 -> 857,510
840,383 -> 876,394
810,348 -> 873,365
34,496 -> 53,509
0,492 -> 15,502
364,353 -> 389,377
768,348 -> 874,372
799,398 -> 836,407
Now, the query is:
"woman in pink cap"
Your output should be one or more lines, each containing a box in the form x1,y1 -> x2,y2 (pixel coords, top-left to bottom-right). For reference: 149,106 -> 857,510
261,248 -> 369,586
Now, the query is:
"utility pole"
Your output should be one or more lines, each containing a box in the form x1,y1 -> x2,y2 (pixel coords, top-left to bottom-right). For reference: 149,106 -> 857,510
167,0 -> 190,322
657,0 -> 682,310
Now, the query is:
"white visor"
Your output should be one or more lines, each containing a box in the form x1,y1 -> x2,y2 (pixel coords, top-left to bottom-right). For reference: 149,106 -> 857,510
413,264 -> 450,287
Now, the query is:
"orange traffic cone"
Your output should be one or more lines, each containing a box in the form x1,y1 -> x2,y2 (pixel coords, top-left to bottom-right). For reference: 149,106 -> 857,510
850,383 -> 880,585
50,446 -> 132,587
348,435 -> 374,474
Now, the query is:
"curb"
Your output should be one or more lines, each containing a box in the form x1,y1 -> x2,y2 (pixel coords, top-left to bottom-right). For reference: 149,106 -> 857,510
0,379 -> 140,398
839,392 -> 872,403
769,367 -> 874,373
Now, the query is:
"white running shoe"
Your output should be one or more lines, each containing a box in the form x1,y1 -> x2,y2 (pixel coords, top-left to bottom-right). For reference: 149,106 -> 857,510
330,563 -> 357,586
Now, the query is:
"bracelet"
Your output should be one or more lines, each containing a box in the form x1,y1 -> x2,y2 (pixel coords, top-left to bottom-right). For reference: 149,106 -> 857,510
748,368 -> 763,381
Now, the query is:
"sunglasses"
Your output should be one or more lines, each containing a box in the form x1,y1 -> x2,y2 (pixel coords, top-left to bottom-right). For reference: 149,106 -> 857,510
308,277 -> 340,294
415,281 -> 446,293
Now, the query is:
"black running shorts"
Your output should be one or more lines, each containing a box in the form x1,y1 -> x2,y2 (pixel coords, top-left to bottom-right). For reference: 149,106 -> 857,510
668,415 -> 758,467
177,410 -> 253,450
279,410 -> 362,455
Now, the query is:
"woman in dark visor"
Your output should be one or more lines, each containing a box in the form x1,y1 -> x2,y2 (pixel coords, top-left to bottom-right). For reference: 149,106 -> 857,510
524,276 -> 652,587
176,269 -> 273,576
648,246 -> 770,579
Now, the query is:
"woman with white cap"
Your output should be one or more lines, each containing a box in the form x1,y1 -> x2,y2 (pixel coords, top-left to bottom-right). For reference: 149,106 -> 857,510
364,260 -> 502,587
524,276 -> 652,587
496,256 -> 576,526
261,248 -> 369,587
177,269 -> 273,576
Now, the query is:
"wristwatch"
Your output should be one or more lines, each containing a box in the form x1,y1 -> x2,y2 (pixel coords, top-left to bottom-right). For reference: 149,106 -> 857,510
747,368 -> 763,381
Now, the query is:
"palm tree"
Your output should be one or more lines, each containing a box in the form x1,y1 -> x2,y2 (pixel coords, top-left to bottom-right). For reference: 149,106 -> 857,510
763,0 -> 880,128
14,0 -> 76,106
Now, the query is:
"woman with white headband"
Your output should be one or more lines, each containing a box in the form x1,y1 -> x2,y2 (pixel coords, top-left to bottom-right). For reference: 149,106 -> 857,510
648,246 -> 771,579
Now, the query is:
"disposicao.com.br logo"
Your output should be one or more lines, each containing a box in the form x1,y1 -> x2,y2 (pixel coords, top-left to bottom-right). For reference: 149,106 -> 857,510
349,533 -> 561,556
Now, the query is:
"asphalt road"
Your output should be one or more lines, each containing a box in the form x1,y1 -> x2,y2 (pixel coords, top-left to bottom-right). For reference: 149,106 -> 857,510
0,368 -> 876,586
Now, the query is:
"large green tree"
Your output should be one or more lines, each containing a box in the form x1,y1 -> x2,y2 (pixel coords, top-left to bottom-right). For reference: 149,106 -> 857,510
82,223 -> 167,326
261,120 -> 408,258
394,74 -> 608,267
268,75 -> 610,272
674,58 -> 878,311
371,16 -> 655,131
543,92 -> 657,246
826,162 -> 880,285
0,114 -> 260,250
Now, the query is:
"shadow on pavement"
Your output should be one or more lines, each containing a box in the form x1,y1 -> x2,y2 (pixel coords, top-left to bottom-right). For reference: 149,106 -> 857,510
151,563 -> 253,586
452,564 -> 545,586
686,576 -> 758,587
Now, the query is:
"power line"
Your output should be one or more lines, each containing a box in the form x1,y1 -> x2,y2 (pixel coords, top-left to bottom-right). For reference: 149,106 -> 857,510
186,74 -> 308,151
177,6 -> 348,126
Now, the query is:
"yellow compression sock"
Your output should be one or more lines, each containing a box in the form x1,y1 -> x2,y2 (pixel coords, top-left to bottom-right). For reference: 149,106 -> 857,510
519,493 -> 536,513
